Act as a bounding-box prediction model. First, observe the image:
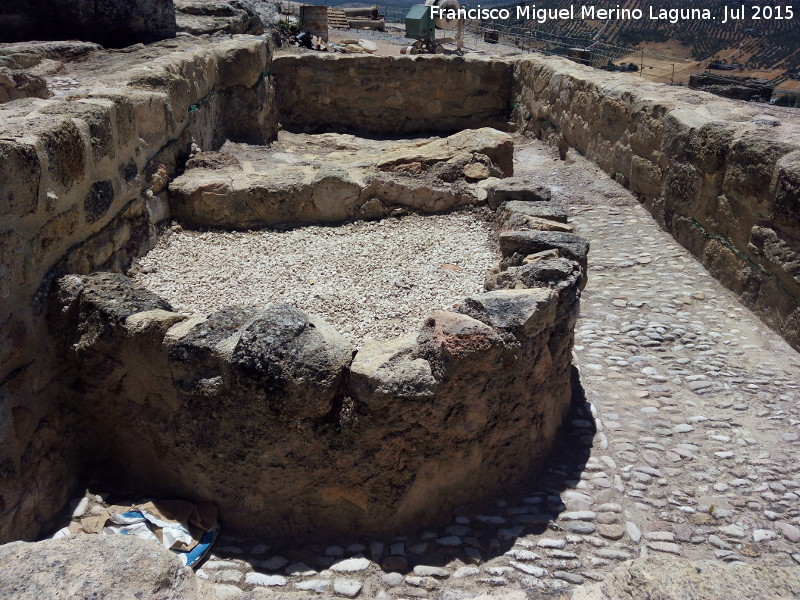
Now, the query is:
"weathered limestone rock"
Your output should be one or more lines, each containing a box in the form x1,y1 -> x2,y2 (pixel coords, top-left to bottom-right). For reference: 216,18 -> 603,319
175,0 -> 264,35
0,535 -> 198,600
495,196 -> 573,235
498,200 -> 569,224
498,201 -> 574,232
486,258 -> 585,298
749,225 -> 800,293
571,555 -> 800,600
349,336 -> 438,406
484,177 -> 552,209
456,288 -> 557,339
56,272 -> 173,351
169,129 -> 513,229
229,305 -> 354,420
359,173 -> 474,214
166,302 -> 355,422
376,128 -> 514,177
0,41 -> 100,71
169,164 -> 364,229
0,68 -> 50,104
499,230 -> 590,271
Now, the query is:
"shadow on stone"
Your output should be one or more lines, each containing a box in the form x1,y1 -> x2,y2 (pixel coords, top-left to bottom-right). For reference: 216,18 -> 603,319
205,365 -> 594,577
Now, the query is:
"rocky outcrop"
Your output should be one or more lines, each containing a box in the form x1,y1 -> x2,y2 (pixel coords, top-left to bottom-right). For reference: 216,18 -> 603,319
0,535 -> 199,600
0,41 -> 101,70
272,54 -> 514,134
375,128 -> 514,177
51,178 -> 587,541
169,129 -> 513,229
0,0 -> 177,47
0,68 -> 50,104
482,177 -> 553,209
175,0 -> 264,36
571,555 -> 800,600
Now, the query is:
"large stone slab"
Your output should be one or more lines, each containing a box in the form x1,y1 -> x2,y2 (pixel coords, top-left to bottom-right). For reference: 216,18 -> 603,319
376,128 -> 514,177
169,129 -> 514,229
169,162 -> 365,229
175,0 -> 264,35
484,177 -> 552,209
499,230 -> 590,270
0,536 -> 198,600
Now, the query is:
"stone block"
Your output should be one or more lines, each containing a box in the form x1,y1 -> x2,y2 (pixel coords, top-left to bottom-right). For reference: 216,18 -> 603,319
0,536 -> 197,600
499,230 -> 589,270
485,178 -> 552,209
749,225 -> 800,296
456,288 -> 557,339
229,305 -> 354,420
349,336 -> 437,408
0,140 -> 41,218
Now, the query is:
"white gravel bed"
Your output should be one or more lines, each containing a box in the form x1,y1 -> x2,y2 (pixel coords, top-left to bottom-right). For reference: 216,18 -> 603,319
132,211 -> 498,344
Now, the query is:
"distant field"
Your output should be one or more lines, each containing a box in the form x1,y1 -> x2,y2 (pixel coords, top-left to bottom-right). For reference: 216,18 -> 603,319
505,0 -> 800,73
295,0 -> 800,79
619,40 -> 787,85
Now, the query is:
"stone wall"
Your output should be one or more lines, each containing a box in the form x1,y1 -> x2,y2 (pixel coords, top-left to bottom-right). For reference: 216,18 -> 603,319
272,54 -> 513,134
50,188 -> 587,540
0,0 -> 177,47
0,36 -> 277,542
511,55 -> 800,350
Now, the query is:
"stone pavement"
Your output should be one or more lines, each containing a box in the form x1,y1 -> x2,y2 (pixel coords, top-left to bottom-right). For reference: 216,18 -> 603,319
135,138 -> 800,599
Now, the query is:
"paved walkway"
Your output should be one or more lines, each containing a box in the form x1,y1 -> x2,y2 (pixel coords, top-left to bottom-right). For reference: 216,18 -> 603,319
164,137 -> 800,599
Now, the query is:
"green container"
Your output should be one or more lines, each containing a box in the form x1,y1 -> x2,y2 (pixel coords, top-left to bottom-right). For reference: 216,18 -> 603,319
405,4 -> 435,40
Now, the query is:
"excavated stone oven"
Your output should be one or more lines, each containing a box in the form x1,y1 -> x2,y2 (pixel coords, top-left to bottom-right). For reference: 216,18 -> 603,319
52,227 -> 585,540
3,33 -> 798,545
49,126 -> 588,540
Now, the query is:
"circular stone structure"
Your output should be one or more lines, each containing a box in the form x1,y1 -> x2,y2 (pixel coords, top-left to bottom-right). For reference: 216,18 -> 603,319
52,135 -> 589,540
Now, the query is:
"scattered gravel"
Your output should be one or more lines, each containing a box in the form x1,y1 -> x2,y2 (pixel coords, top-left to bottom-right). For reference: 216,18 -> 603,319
132,211 -> 498,344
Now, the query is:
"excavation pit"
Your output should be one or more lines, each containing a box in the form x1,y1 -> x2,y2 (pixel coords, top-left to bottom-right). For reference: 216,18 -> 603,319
51,130 -> 589,541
